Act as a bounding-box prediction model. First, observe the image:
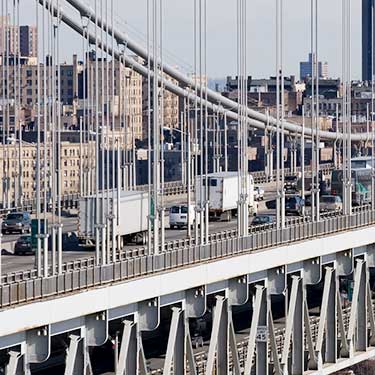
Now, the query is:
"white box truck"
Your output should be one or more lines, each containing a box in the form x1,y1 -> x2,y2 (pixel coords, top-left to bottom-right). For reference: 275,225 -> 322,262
196,172 -> 257,221
79,190 -> 149,248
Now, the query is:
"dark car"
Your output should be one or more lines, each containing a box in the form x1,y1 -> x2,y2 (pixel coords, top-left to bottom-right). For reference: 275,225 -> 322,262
285,196 -> 305,216
265,199 -> 277,210
14,235 -> 33,255
305,194 -> 312,207
252,215 -> 275,226
284,175 -> 299,194
1,212 -> 31,234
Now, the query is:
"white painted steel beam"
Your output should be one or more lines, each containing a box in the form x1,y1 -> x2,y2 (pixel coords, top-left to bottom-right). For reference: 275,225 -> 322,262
244,285 -> 264,375
206,296 -> 228,375
5,351 -> 22,375
64,335 -> 83,375
163,308 -> 183,375
116,321 -> 136,375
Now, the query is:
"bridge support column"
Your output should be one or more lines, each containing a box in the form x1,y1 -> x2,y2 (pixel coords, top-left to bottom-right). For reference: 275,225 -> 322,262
365,245 -> 375,345
185,287 -> 207,375
325,268 -> 337,364
354,260 -> 367,352
110,303 -> 158,374
64,334 -> 86,375
267,267 -> 286,375
163,307 -> 185,375
116,320 -> 138,375
5,344 -> 25,375
342,259 -> 367,357
279,276 -> 301,375
206,296 -> 228,375
308,267 -> 337,370
291,276 -> 304,375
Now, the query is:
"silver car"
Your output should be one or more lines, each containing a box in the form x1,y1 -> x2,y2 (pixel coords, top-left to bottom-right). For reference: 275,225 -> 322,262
1,212 -> 31,234
320,195 -> 343,212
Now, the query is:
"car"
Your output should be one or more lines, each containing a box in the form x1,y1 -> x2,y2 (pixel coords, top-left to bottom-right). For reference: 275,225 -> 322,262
285,196 -> 305,216
254,186 -> 265,201
1,212 -> 31,234
191,334 -> 204,349
265,199 -> 277,210
14,235 -> 34,255
251,215 -> 275,226
305,194 -> 312,207
169,205 -> 197,229
284,175 -> 299,194
320,195 -> 343,212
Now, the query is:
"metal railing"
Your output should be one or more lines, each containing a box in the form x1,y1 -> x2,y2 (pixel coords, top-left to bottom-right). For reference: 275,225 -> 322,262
0,204 -> 374,309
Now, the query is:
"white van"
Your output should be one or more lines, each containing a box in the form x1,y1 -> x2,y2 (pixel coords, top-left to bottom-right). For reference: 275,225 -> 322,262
169,205 -> 196,229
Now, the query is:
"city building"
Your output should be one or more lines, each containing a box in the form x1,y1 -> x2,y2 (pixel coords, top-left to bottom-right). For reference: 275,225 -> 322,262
226,75 -> 297,93
19,25 -> 38,57
0,55 -> 80,109
304,78 -> 341,99
300,53 -> 328,81
81,54 -> 143,145
304,82 -> 372,120
142,71 -> 180,138
224,75 -> 301,115
0,17 -> 37,57
362,0 -> 374,81
0,139 -> 96,206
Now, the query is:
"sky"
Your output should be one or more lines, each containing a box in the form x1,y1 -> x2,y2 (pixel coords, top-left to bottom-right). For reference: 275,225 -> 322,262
21,0 -> 362,80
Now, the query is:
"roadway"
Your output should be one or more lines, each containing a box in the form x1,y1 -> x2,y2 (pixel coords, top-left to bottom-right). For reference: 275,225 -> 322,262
0,183 -> 292,275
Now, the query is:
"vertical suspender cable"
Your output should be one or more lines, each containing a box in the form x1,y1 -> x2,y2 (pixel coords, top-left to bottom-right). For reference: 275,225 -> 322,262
35,0 -> 42,276
111,0 -> 116,263
159,0 -> 165,252
315,0 -> 320,220
194,0 -> 199,242
203,0 -> 209,243
42,0 -> 49,278
94,0 -> 100,265
56,0 -> 62,274
280,0 -> 285,228
51,0 -> 56,274
147,0 -> 152,253
100,0 -> 106,264
276,0 -> 281,230
372,5 -> 375,210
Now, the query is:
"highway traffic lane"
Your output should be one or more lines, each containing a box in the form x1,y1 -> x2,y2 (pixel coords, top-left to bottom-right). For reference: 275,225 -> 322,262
1,218 -> 241,274
1,187 -> 277,275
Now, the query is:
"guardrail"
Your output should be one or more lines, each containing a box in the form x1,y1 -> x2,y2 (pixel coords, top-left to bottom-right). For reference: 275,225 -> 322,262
0,203 -> 373,309
0,204 -> 367,286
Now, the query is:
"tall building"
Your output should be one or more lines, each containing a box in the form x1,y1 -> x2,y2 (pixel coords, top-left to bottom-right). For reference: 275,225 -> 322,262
362,0 -> 374,81
0,57 -> 79,108
300,53 -> 328,81
19,26 -> 37,57
142,72 -> 180,139
0,17 -> 37,57
80,55 -> 143,144
0,140 -> 95,207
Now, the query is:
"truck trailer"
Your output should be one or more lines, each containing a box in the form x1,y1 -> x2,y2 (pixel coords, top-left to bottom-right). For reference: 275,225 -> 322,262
78,190 -> 149,248
196,172 -> 257,221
